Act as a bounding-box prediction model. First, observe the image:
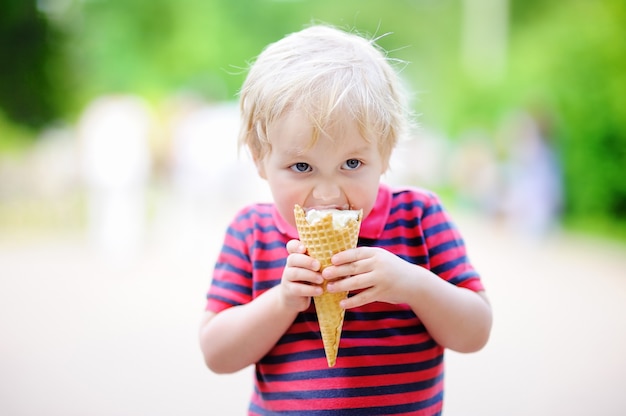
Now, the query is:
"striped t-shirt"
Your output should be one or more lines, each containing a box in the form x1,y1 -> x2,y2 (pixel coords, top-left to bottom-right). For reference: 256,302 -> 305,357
205,183 -> 484,415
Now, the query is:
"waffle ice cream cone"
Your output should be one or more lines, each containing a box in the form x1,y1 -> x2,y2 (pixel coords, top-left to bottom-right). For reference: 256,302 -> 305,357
294,204 -> 362,367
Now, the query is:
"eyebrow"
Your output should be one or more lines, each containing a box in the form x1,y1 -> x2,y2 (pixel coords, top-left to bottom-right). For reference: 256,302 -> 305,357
280,146 -> 308,158
345,144 -> 375,158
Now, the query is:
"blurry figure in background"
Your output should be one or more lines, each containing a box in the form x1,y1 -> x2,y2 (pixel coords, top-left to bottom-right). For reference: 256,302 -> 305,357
78,95 -> 152,262
383,128 -> 451,190
498,109 -> 563,237
157,99 -> 269,258
448,129 -> 501,214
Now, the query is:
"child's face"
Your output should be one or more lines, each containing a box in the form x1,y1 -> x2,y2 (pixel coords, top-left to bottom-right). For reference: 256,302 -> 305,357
255,110 -> 387,228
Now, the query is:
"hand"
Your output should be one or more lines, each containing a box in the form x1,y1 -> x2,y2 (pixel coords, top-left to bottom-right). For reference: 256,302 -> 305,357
323,246 -> 419,309
280,239 -> 324,312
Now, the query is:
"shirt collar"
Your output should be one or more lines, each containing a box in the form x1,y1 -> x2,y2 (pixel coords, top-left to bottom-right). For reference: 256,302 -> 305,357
273,183 -> 391,240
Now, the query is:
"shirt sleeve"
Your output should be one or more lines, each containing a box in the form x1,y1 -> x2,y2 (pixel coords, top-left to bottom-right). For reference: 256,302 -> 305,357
421,193 -> 484,292
205,209 -> 255,313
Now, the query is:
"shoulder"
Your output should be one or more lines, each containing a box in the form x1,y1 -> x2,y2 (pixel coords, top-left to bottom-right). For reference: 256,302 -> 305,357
221,203 -> 277,244
386,184 -> 445,216
229,203 -> 275,227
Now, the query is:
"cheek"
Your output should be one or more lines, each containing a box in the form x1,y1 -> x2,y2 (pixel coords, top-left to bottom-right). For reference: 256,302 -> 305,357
348,177 -> 380,214
266,176 -> 308,225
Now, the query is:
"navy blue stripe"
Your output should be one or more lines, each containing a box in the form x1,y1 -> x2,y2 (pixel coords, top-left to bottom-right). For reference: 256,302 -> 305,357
340,338 -> 438,357
220,243 -> 249,262
214,261 -> 251,279
384,217 -> 420,231
448,270 -> 480,286
389,195 -> 427,214
429,239 -> 461,256
423,202 -> 443,218
255,223 -> 282,234
424,221 -> 453,238
346,309 -> 417,321
209,278 -> 250,296
260,374 -> 444,402
227,221 -> 280,242
265,338 -> 438,365
236,206 -> 273,221
260,347 -> 323,364
206,293 -> 240,306
275,326 -> 426,347
253,238 -> 286,251
276,330 -> 320,345
342,325 -> 425,340
276,325 -> 426,347
250,389 -> 443,415
294,311 -> 319,323
254,279 -> 281,291
359,237 -> 428,265
431,256 -> 467,275
359,239 -> 428,266
253,257 -> 285,270
226,226 -> 251,242
259,357 -> 442,382
376,234 -> 425,248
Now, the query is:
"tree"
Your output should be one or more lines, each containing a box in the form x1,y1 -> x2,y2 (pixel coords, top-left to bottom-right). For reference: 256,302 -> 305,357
0,0 -> 63,128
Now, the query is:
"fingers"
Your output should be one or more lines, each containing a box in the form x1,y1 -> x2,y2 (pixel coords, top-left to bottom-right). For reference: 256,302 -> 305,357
286,239 -> 320,270
286,254 -> 320,275
339,289 -> 375,310
280,240 -> 328,311
322,247 -> 369,283
323,247 -> 397,308
283,278 -> 323,297
329,246 -> 362,266
280,263 -> 322,311
326,272 -> 371,293
285,239 -> 306,255
282,240 -> 323,296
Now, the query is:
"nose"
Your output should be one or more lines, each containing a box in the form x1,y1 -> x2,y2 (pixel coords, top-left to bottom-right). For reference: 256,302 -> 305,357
312,181 -> 341,202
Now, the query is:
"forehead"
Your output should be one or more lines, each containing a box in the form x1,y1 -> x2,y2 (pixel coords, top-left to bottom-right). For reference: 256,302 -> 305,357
268,109 -> 370,151
268,110 -> 314,147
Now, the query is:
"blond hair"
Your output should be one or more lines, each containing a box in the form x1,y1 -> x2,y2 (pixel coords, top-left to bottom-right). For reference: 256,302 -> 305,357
238,25 -> 412,165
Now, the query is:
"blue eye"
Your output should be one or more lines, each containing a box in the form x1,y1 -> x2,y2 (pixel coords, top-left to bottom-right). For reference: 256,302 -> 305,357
343,159 -> 361,170
291,162 -> 311,172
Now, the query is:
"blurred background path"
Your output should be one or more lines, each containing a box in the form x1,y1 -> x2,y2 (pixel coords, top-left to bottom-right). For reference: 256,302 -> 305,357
1,200 -> 625,416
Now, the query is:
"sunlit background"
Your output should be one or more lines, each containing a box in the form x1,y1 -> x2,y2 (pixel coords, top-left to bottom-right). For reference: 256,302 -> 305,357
1,1 -> 625,415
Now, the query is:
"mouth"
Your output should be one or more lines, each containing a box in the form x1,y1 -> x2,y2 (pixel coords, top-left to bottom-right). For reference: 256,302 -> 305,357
305,204 -> 352,212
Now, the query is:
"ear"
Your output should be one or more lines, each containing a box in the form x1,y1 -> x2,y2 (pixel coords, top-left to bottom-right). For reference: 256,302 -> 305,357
247,143 -> 267,179
381,155 -> 391,174
254,156 -> 267,179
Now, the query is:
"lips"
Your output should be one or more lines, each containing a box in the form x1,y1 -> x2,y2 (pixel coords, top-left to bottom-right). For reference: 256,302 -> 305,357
305,203 -> 352,212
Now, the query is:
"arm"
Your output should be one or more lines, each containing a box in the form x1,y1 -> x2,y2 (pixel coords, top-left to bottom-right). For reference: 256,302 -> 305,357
199,286 -> 298,374
199,240 -> 324,373
324,247 -> 492,353
394,267 -> 492,353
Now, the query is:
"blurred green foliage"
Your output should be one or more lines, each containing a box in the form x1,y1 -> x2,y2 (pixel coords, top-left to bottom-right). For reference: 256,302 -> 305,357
65,0 -> 457,104
0,0 -> 63,129
511,1 -> 626,229
0,0 -> 624,231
